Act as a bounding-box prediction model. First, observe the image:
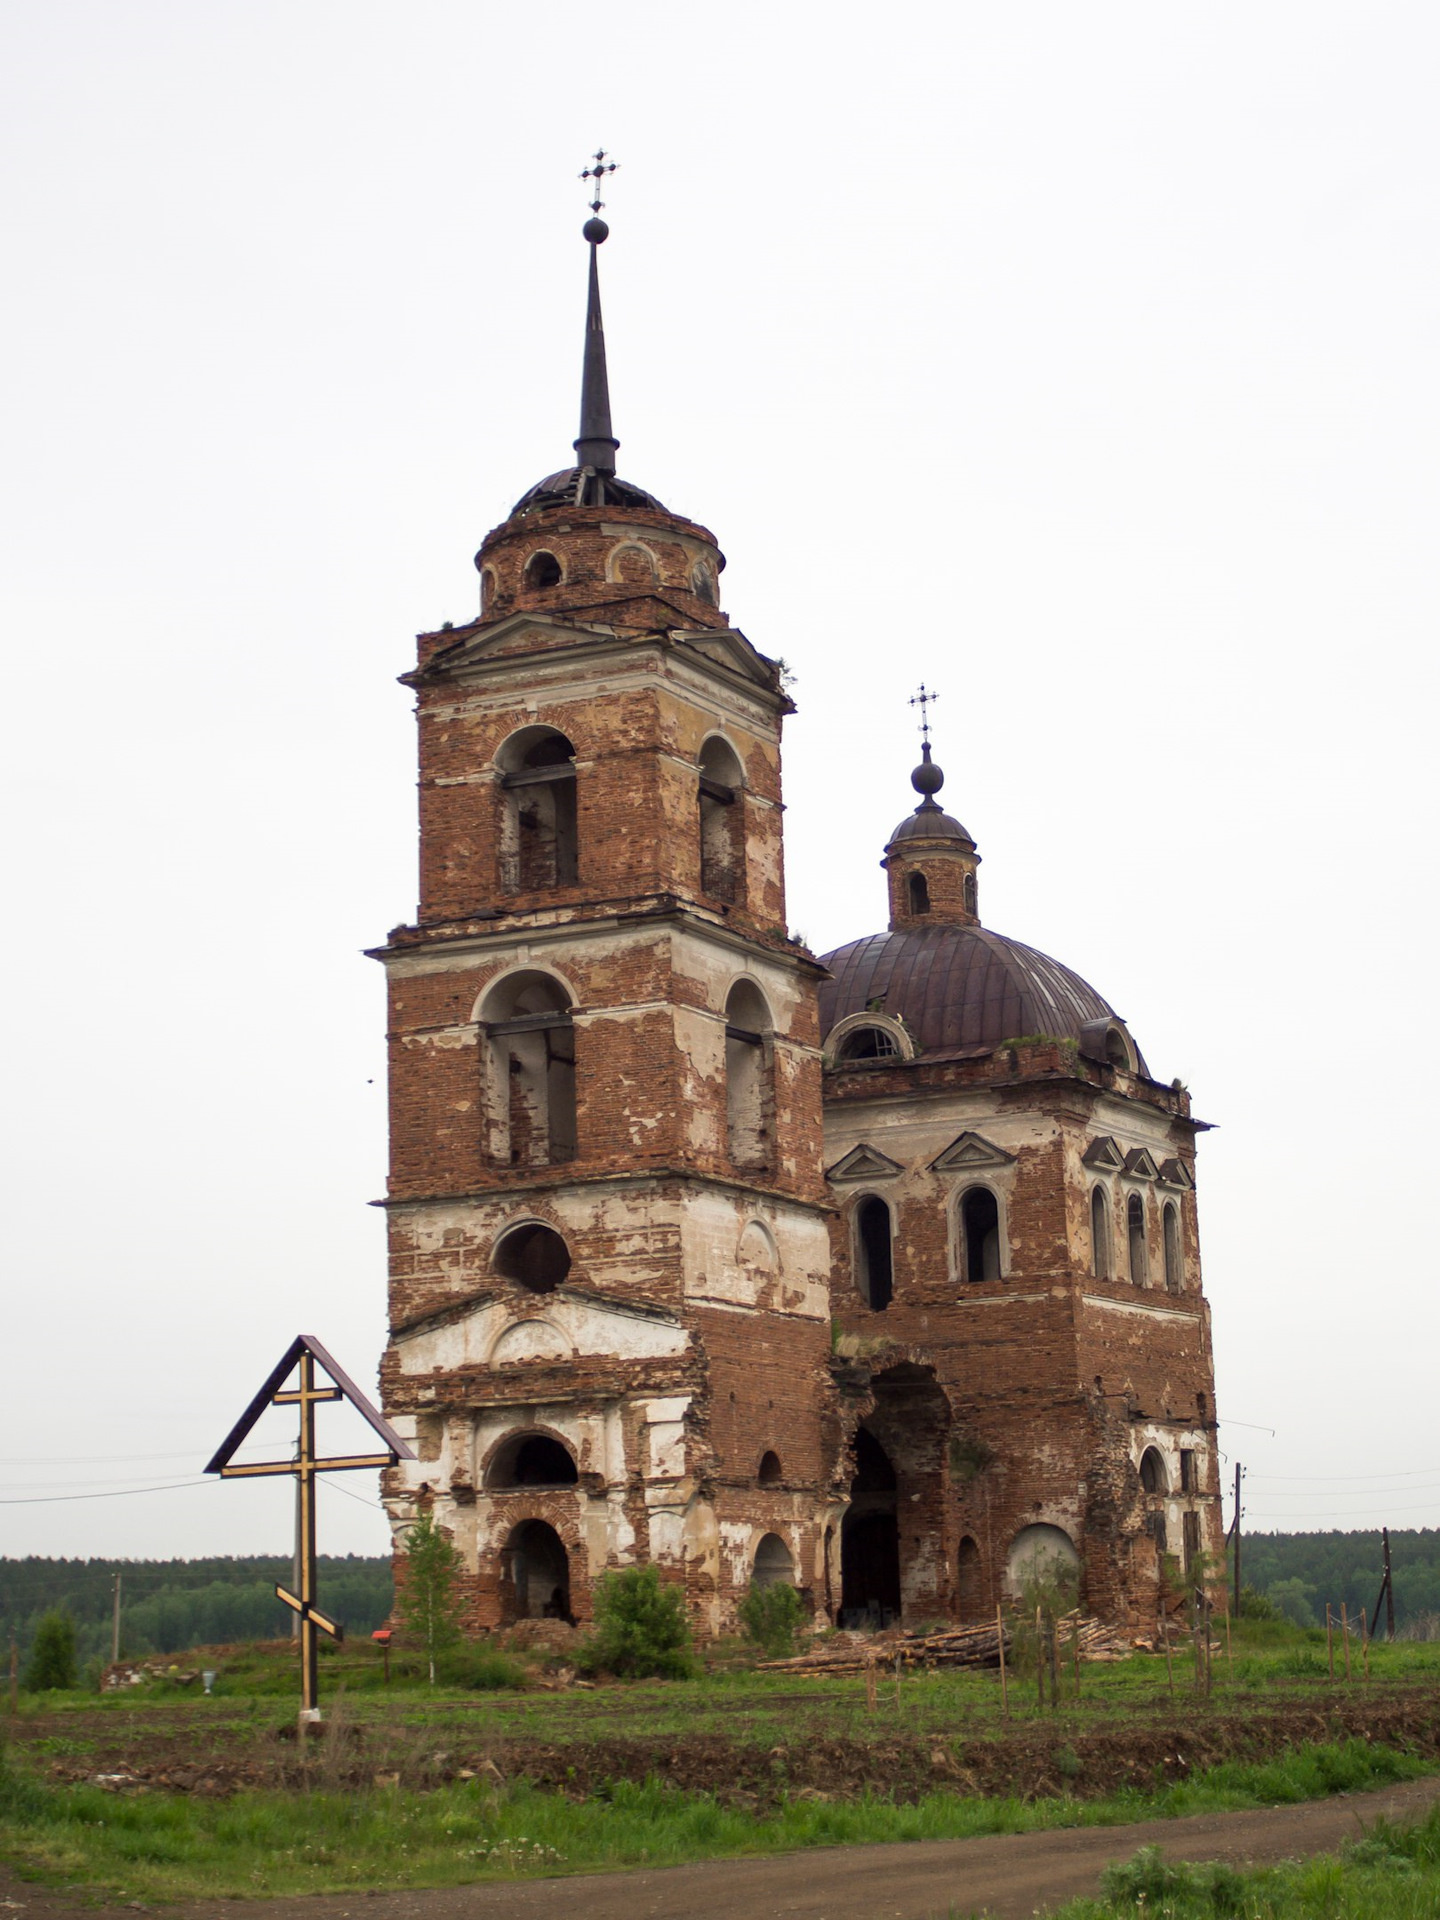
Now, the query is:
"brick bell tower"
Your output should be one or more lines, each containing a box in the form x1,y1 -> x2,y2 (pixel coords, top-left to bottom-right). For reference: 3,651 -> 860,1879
375,181 -> 835,1635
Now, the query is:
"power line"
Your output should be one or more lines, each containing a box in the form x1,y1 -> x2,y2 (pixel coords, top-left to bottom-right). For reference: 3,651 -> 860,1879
0,1479 -> 215,1506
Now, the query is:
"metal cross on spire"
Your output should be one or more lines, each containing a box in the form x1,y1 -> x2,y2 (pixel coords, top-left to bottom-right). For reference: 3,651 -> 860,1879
580,148 -> 618,214
909,683 -> 939,745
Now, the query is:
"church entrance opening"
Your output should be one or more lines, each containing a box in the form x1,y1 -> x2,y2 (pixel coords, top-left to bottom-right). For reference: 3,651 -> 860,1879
839,1364 -> 951,1628
503,1519 -> 573,1623
840,1427 -> 901,1626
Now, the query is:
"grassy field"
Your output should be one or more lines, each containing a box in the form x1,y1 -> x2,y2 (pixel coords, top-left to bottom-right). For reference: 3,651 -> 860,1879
1045,1801 -> 1440,1919
3,1624 -> 1439,1903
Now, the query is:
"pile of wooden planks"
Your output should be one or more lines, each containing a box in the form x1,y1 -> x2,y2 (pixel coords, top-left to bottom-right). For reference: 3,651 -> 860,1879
758,1613 -> 1136,1676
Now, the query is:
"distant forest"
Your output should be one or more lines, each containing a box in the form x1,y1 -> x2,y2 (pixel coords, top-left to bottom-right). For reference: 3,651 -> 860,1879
0,1556 -> 392,1669
1241,1531 -> 1440,1632
3,1534 -> 1438,1668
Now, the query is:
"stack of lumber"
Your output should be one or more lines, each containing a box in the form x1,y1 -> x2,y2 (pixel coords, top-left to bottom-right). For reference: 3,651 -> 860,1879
758,1620 -> 1006,1675
758,1613 -> 1137,1676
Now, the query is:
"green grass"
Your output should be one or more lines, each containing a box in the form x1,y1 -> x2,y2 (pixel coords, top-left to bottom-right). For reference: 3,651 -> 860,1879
0,1738 -> 1431,1903
1042,1801 -> 1440,1918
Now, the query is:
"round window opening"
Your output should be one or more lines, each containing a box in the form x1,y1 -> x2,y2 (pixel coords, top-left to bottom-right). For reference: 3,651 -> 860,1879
495,1223 -> 572,1294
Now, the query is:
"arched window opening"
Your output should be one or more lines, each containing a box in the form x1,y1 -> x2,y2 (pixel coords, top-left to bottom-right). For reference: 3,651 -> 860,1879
1163,1202 -> 1182,1294
488,1432 -> 579,1488
757,1450 -> 782,1487
523,550 -> 562,590
691,561 -> 716,604
962,871 -> 977,916
835,1025 -> 899,1063
479,566 -> 497,614
1090,1187 -> 1112,1279
1127,1193 -> 1148,1287
855,1196 -> 894,1311
1139,1446 -> 1167,1495
960,1187 -> 1002,1283
698,736 -> 745,903
908,871 -> 931,915
956,1536 -> 984,1621
1105,1027 -> 1131,1071
482,971 -> 577,1167
725,979 -> 773,1171
494,1221 -> 572,1294
499,727 -> 578,892
752,1533 -> 794,1589
502,1518 -> 573,1622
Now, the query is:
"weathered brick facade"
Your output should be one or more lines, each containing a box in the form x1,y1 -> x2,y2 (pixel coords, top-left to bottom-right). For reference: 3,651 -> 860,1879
374,221 -> 1222,1636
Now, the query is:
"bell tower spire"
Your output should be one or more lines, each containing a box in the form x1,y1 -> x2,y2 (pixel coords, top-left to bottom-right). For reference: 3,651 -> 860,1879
575,150 -> 620,476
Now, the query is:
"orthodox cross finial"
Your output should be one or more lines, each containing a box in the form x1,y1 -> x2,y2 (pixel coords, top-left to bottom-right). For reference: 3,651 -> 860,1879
909,683 -> 939,746
580,148 -> 618,216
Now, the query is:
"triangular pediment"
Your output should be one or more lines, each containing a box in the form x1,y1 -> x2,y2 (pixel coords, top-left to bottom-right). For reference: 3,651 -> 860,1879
930,1131 -> 1016,1173
415,611 -> 623,678
826,1143 -> 903,1183
671,625 -> 781,692
1082,1135 -> 1126,1171
1123,1148 -> 1161,1181
1157,1158 -> 1194,1190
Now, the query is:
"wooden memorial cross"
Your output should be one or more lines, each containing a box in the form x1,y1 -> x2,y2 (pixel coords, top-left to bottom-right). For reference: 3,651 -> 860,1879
206,1335 -> 414,1721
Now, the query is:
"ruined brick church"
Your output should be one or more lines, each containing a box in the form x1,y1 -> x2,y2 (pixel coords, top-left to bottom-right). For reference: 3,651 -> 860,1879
376,200 -> 1222,1635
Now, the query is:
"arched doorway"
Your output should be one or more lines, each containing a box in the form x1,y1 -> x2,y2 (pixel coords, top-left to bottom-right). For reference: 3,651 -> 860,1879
840,1428 -> 901,1626
503,1519 -> 573,1623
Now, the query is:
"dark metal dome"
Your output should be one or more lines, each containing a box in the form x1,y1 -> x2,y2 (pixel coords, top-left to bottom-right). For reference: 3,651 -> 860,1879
887,804 -> 974,847
510,467 -> 667,516
819,922 -> 1137,1062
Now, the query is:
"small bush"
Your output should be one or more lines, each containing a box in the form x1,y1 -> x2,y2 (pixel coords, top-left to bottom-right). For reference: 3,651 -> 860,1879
737,1581 -> 806,1658
579,1565 -> 696,1679
23,1610 -> 77,1692
436,1645 -> 529,1691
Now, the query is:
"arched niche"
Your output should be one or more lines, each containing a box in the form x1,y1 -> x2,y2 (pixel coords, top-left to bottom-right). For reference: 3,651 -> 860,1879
753,1532 -> 795,1589
486,1430 -> 579,1490
1004,1524 -> 1080,1599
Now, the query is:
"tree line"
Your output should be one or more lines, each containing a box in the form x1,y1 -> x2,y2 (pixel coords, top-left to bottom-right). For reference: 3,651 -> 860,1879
1243,1530 -> 1440,1631
0,1556 -> 392,1668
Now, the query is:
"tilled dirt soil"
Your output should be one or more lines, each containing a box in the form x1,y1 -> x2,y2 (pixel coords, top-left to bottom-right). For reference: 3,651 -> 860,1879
15,1686 -> 1440,1806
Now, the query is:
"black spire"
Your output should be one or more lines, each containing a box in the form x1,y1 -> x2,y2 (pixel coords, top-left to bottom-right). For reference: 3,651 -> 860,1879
575,151 -> 619,476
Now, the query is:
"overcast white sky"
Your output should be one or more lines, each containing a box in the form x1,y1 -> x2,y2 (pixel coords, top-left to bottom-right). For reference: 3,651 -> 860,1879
3,2 -> 1436,1562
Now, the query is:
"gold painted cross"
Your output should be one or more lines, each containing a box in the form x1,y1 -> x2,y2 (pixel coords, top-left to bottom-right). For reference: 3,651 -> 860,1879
206,1335 -> 413,1720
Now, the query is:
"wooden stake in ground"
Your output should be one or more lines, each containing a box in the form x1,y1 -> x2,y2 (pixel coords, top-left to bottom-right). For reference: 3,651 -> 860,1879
894,1651 -> 902,1712
1326,1605 -> 1335,1680
1162,1614 -> 1175,1698
1223,1604 -> 1233,1675
1359,1603 -> 1370,1681
1071,1617 -> 1082,1699
996,1606 -> 1009,1719
1340,1603 -> 1353,1682
865,1653 -> 877,1714
111,1569 -> 122,1666
1036,1605 -> 1045,1712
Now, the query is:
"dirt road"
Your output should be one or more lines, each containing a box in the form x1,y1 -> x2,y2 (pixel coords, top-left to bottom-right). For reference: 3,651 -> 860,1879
4,1774 -> 1438,1920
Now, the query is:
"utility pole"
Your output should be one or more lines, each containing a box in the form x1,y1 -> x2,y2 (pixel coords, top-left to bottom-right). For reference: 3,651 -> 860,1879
1232,1462 -> 1242,1619
111,1570 -> 122,1665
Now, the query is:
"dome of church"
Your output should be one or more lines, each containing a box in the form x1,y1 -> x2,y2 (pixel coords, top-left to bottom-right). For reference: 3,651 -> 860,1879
819,922 -> 1137,1063
886,805 -> 974,848
510,467 -> 668,516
